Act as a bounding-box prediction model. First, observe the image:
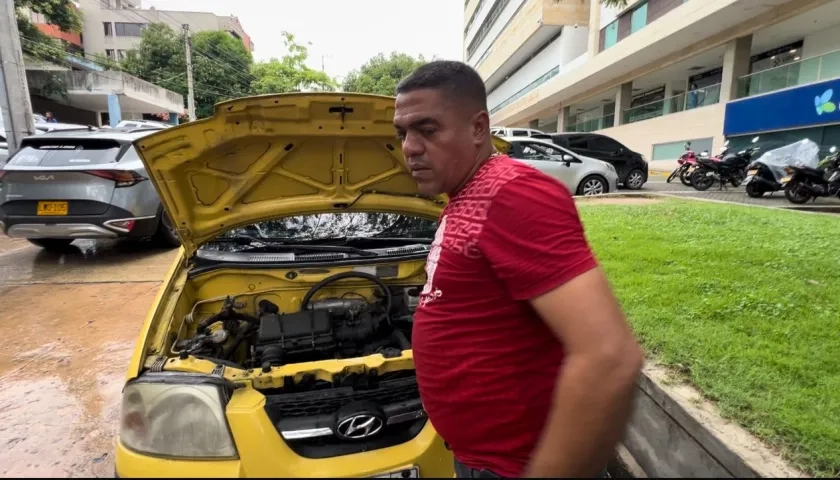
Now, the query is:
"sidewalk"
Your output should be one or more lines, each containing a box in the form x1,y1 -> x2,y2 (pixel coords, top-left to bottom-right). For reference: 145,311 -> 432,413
649,160 -> 679,176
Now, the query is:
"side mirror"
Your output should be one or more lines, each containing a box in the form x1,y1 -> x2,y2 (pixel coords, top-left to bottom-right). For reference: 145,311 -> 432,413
723,140 -> 730,147
684,142 -> 691,149
0,142 -> 7,150
562,154 -> 575,162
751,136 -> 760,143
831,146 -> 837,154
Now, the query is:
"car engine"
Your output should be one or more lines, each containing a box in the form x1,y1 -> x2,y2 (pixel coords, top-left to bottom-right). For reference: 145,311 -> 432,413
176,272 -> 418,370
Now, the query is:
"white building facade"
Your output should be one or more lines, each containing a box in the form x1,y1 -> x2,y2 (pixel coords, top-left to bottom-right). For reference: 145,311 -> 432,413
476,0 -> 840,162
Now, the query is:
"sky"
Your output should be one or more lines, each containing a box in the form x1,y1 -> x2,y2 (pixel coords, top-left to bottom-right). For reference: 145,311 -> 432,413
142,0 -> 465,82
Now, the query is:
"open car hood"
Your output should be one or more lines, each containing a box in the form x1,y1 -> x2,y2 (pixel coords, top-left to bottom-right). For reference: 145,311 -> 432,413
133,93 -> 512,258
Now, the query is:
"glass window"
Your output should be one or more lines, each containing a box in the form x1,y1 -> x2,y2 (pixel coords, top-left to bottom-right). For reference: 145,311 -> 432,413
589,135 -> 623,153
630,2 -> 648,34
604,21 -> 618,50
103,22 -> 112,36
569,135 -> 589,149
652,138 -> 714,161
115,22 -> 145,37
511,129 -> 529,137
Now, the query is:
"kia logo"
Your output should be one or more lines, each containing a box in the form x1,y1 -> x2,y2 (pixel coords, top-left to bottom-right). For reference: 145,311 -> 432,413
33,175 -> 54,181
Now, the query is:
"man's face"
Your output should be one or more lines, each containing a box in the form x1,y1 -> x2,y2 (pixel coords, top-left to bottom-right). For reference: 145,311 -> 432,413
394,89 -> 484,197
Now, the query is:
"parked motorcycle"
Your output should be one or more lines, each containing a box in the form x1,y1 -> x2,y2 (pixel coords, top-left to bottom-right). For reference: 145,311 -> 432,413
742,139 -> 821,198
783,146 -> 840,204
667,143 -> 716,186
691,136 -> 761,191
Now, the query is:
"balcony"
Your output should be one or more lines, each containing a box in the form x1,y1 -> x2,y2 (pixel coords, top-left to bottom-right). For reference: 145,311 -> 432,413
736,49 -> 840,99
622,83 -> 721,124
476,0 -> 588,80
566,113 -> 616,133
27,70 -> 184,114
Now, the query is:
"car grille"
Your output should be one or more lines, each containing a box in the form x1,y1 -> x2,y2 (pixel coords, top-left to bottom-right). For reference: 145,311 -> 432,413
263,374 -> 426,459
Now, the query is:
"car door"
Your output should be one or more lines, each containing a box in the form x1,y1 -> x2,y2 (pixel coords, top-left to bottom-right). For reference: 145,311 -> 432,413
588,135 -> 632,180
511,141 -> 581,191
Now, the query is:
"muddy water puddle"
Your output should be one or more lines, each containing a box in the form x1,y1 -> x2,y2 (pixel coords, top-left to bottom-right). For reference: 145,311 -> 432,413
0,282 -> 161,477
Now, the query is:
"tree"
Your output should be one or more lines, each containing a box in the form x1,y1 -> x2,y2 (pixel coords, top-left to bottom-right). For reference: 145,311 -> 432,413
342,52 -> 428,96
14,0 -> 83,101
249,32 -> 335,95
123,23 -> 254,119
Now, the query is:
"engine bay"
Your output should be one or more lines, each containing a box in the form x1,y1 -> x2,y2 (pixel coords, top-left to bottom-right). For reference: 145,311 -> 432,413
172,272 -> 420,372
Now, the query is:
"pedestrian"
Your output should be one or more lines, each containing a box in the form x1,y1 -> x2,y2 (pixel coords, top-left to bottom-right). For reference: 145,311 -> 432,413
687,82 -> 699,109
393,60 -> 644,479
45,111 -> 58,123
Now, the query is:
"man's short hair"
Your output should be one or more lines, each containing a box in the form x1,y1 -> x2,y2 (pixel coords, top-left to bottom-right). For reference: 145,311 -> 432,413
396,60 -> 488,113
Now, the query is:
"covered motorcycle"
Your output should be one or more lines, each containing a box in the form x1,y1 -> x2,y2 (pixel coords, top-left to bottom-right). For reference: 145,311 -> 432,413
743,138 -> 820,197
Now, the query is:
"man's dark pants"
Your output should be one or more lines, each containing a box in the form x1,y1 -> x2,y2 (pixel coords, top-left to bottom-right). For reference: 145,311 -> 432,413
453,458 -> 610,478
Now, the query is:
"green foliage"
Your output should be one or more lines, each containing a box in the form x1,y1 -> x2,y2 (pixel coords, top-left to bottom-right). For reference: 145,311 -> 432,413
122,23 -> 254,118
577,198 -> 840,477
342,52 -> 428,96
600,0 -> 628,7
15,0 -> 82,33
14,0 -> 82,100
249,32 -> 335,95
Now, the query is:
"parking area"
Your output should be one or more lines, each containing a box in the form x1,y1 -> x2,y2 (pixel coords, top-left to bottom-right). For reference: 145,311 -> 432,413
0,239 -> 177,477
641,176 -> 840,212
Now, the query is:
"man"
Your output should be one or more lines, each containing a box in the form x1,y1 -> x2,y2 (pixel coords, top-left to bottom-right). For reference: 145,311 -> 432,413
394,60 -> 644,478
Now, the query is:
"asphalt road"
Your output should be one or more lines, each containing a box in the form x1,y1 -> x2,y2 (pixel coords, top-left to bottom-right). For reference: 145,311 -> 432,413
0,238 -> 178,477
640,176 -> 840,212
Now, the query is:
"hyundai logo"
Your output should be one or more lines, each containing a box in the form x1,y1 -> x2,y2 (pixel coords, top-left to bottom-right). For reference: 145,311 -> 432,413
335,414 -> 384,440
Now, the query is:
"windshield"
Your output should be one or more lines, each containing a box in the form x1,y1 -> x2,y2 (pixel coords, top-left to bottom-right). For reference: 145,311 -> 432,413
7,139 -> 122,167
200,212 -> 439,252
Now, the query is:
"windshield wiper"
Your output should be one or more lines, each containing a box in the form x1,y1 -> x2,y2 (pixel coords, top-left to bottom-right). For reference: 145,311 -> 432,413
228,235 -> 379,257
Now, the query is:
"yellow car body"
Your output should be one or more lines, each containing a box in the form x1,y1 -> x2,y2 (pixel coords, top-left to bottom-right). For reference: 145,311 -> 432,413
114,92 -> 509,478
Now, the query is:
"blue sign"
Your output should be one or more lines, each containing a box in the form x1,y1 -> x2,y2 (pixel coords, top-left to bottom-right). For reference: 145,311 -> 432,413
724,78 -> 840,136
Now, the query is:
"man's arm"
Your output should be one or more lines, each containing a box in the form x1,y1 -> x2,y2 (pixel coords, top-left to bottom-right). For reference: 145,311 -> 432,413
523,267 -> 643,478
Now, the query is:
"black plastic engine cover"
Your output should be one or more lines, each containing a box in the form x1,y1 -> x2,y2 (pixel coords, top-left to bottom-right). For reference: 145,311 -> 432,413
258,310 -> 333,345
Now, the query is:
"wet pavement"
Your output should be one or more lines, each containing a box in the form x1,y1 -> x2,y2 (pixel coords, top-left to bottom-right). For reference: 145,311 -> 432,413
0,237 -> 177,477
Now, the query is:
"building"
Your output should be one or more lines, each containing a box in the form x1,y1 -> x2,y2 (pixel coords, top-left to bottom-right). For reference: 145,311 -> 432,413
20,2 -> 185,127
79,0 -> 254,63
475,0 -> 840,164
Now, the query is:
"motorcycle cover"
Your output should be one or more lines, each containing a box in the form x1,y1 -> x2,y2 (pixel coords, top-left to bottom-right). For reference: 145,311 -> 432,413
750,139 -> 820,182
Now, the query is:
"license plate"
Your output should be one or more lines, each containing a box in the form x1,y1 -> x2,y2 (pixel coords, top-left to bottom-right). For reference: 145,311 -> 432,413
371,467 -> 419,478
781,176 -> 792,183
687,167 -> 695,173
36,201 -> 68,216
742,175 -> 753,185
748,169 -> 758,175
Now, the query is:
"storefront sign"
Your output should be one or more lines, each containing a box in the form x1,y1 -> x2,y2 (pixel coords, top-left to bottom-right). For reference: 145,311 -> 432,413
723,78 -> 840,136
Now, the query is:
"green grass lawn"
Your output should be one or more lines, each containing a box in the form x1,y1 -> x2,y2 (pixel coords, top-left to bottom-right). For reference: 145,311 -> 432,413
576,198 -> 840,477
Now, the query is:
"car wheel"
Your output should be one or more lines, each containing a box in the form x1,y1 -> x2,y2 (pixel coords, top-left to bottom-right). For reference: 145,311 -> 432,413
624,169 -> 645,190
27,238 -> 74,251
153,212 -> 181,247
577,175 -> 608,196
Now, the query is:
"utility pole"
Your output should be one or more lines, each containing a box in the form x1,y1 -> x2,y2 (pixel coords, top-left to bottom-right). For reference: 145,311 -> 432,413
182,24 -> 196,122
0,0 -> 36,155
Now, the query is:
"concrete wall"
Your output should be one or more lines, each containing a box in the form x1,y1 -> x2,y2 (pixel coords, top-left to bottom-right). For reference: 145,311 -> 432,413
802,24 -> 840,58
594,103 -> 726,158
488,27 -> 588,110
468,0 -> 527,64
622,365 -> 805,478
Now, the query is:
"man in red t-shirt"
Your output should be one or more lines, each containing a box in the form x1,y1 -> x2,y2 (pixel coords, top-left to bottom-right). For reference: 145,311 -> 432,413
393,61 -> 644,478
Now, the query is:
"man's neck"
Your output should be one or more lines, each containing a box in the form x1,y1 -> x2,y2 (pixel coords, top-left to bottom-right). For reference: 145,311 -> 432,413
448,146 -> 499,197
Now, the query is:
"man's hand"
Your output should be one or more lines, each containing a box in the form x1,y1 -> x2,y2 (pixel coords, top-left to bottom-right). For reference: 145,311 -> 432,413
523,267 -> 644,478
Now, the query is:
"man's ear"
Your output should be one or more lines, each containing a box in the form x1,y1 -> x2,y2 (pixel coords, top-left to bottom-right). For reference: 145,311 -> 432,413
471,110 -> 491,145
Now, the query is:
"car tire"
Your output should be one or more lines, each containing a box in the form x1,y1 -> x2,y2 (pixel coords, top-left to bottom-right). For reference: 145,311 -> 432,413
153,212 -> 181,248
27,238 -> 74,251
624,169 -> 645,190
576,175 -> 608,196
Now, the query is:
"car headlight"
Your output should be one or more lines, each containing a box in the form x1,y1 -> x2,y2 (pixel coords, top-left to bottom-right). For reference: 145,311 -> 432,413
119,379 -> 238,458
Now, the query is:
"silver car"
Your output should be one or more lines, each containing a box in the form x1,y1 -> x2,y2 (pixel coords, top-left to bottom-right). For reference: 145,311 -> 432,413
502,136 -> 619,195
0,127 -> 179,251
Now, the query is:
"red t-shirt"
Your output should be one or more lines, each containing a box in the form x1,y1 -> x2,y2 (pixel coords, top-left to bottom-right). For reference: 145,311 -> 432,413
412,154 -> 598,477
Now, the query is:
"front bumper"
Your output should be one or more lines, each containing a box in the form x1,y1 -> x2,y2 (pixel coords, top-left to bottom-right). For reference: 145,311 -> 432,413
114,388 -> 453,478
0,204 -> 158,239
